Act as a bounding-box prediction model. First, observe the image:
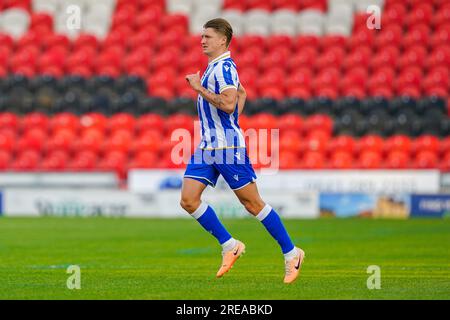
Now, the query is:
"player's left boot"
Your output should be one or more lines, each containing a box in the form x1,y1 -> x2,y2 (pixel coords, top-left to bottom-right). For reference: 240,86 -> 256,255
216,240 -> 246,278
283,247 -> 305,284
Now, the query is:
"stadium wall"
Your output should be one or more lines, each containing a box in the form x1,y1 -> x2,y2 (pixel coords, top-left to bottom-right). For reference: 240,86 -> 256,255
1,188 -> 449,219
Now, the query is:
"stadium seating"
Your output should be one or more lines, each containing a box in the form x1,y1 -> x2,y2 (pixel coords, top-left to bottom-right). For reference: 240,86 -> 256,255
0,0 -> 449,178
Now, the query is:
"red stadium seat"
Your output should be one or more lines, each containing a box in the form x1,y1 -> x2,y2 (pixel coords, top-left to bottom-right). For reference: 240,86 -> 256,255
74,128 -> 104,154
147,67 -> 177,90
423,66 -> 450,92
164,113 -> 195,135
132,130 -> 162,154
21,112 -> 49,132
50,113 -> 79,133
379,4 -> 406,28
0,33 -> 14,50
68,150 -> 98,170
412,135 -> 440,155
112,5 -> 137,29
248,0 -> 274,10
384,151 -> 410,169
103,28 -> 129,48
16,31 -> 41,51
277,114 -> 303,133
302,133 -> 329,153
108,113 -> 136,134
347,29 -> 375,51
315,47 -> 345,71
370,45 -> 400,71
260,48 -> 290,71
303,114 -> 333,135
342,47 -> 371,71
79,113 -> 107,133
433,5 -> 450,28
235,47 -> 264,70
40,150 -> 69,170
357,151 -> 382,169
413,151 -> 438,169
123,47 -> 153,72
251,113 -> 278,130
128,150 -> 158,169
397,45 -> 427,70
256,67 -> 285,90
45,129 -> 75,153
42,33 -> 70,50
0,131 -> 15,153
429,29 -> 450,58
327,135 -> 356,156
402,24 -> 430,49
279,132 -> 302,155
223,0 -> 246,11
265,34 -> 294,51
104,130 -> 133,154
405,3 -> 433,27
134,6 -> 163,31
279,151 -> 300,169
374,25 -> 403,49
312,68 -> 340,91
17,128 -> 46,152
73,33 -> 99,52
0,150 -> 11,170
384,135 -> 413,155
395,66 -> 423,91
161,13 -> 188,32
356,135 -> 384,155
0,112 -> 19,131
10,150 -> 40,171
329,151 -> 354,169
301,151 -> 325,169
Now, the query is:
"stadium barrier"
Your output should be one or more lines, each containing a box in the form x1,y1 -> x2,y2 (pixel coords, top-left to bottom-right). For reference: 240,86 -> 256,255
1,188 -> 449,219
0,172 -> 119,189
0,188 -> 318,218
128,169 -> 442,194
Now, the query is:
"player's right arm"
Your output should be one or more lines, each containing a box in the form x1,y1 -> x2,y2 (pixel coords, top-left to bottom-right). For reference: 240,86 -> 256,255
237,83 -> 246,116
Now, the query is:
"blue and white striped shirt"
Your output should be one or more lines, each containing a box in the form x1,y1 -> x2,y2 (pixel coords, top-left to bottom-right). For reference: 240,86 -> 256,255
197,51 -> 245,150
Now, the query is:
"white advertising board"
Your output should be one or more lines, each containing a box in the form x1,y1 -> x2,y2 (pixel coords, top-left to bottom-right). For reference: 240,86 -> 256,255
128,169 -> 441,194
2,189 -> 318,219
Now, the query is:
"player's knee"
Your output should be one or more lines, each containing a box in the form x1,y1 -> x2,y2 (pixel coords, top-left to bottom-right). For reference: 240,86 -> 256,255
241,199 -> 265,216
180,197 -> 200,214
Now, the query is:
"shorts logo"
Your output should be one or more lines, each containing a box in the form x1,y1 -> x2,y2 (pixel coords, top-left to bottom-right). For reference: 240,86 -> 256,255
235,152 -> 241,160
233,174 -> 239,181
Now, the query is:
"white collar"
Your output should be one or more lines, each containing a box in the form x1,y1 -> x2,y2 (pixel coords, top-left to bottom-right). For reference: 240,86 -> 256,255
208,51 -> 231,65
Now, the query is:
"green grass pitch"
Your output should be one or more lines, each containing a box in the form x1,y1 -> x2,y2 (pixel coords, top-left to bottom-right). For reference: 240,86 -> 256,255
0,217 -> 449,300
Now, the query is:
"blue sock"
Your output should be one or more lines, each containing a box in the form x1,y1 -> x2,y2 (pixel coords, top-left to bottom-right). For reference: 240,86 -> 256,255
257,204 -> 295,254
191,202 -> 232,245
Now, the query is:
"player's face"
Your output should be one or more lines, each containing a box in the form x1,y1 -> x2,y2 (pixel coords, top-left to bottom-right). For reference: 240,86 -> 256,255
201,28 -> 227,56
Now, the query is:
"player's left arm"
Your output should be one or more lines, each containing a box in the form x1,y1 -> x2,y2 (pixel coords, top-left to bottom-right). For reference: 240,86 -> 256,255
185,71 -> 237,115
186,61 -> 239,114
237,83 -> 246,116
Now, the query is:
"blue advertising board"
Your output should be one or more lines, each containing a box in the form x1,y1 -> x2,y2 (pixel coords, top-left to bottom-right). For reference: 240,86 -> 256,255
410,194 -> 450,218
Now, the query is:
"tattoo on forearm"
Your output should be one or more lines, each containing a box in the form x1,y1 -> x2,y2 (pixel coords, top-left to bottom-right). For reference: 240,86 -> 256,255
200,87 -> 223,108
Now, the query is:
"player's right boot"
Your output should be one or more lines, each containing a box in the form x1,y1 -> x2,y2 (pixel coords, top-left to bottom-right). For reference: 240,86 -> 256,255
216,240 -> 246,278
283,247 -> 305,284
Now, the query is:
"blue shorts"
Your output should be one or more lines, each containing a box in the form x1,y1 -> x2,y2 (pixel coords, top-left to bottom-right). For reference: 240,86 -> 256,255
184,147 -> 257,190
